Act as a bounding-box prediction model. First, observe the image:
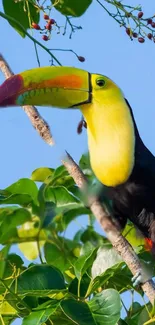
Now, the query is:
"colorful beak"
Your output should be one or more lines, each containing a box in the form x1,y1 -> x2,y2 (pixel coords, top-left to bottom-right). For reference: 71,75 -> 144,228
0,66 -> 91,108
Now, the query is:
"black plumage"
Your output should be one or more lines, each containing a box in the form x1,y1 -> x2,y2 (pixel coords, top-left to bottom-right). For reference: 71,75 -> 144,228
107,99 -> 155,248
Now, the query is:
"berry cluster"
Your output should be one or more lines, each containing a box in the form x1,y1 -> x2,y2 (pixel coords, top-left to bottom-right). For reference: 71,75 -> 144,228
125,11 -> 155,43
31,13 -> 85,63
32,14 -> 56,42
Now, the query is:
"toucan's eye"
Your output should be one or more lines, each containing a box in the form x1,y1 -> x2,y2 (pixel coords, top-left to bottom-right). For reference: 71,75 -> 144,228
96,78 -> 105,87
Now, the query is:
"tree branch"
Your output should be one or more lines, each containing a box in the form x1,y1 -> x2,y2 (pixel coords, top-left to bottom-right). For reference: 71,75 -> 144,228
0,54 -> 54,145
62,151 -> 155,305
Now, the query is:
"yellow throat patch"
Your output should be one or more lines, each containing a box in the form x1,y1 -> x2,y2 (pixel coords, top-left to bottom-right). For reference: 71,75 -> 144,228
81,86 -> 135,187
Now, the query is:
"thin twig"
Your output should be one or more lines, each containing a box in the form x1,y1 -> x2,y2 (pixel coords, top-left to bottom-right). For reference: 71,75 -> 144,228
34,43 -> 41,67
62,151 -> 155,305
0,54 -> 54,145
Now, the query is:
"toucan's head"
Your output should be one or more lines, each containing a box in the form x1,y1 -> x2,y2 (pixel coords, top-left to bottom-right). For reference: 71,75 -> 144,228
0,66 -> 122,110
0,66 -> 135,187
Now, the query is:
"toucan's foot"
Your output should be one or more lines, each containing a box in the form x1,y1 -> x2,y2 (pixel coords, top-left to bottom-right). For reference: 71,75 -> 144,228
132,271 -> 143,286
131,263 -> 153,286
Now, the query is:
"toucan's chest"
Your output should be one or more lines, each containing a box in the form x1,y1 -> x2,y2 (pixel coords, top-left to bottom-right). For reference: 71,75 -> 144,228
81,98 -> 136,187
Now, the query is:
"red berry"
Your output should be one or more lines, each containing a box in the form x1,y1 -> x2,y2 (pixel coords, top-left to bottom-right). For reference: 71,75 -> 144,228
77,119 -> 87,134
148,33 -> 153,40
133,32 -> 138,38
44,14 -> 49,20
45,23 -> 51,31
77,120 -> 83,134
126,28 -> 131,36
151,21 -> 155,28
42,35 -> 48,41
147,18 -> 152,25
138,37 -> 145,43
78,56 -> 85,62
138,11 -> 143,19
32,22 -> 40,30
49,19 -> 55,25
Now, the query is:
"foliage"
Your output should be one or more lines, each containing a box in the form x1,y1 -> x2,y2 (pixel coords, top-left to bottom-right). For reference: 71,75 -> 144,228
0,153 -> 154,324
1,1 -> 155,324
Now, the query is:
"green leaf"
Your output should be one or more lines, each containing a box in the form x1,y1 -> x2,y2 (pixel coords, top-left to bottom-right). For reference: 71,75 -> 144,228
44,186 -> 80,208
44,242 -> 74,271
52,165 -> 68,179
91,246 -> 122,278
123,224 -> 145,249
69,273 -> 90,297
119,320 -> 128,325
0,294 -> 17,316
18,225 -> 46,260
0,208 -> 31,243
48,165 -> 75,187
0,207 -> 31,224
31,167 -> 54,183
2,315 -> 17,325
53,175 -> 75,188
3,0 -> 40,37
0,253 -> 25,295
42,202 -> 57,227
0,246 -> 10,278
61,299 -> 96,325
5,178 -> 38,204
79,153 -> 91,171
6,254 -> 24,268
89,263 -> 131,294
74,247 -> 98,279
23,296 -> 38,310
57,207 -> 90,232
88,289 -> 121,325
10,265 -> 66,296
125,302 -> 154,325
51,0 -> 92,17
22,300 -> 58,325
50,307 -> 77,325
81,227 -> 105,245
0,193 -> 33,206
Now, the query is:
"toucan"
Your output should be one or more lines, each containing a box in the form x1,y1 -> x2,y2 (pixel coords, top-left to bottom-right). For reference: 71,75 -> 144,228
0,66 -> 155,253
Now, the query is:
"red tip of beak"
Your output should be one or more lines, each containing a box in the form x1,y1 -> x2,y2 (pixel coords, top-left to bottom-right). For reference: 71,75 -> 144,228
0,74 -> 23,107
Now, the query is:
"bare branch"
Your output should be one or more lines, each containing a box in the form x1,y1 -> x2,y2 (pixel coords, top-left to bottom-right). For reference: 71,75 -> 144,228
62,151 -> 155,304
0,54 -> 54,145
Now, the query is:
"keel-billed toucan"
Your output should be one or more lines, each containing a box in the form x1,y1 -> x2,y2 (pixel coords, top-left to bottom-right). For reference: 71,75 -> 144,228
0,66 -> 155,252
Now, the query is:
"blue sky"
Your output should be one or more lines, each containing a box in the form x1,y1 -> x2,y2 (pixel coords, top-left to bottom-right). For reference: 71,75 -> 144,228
0,0 -> 154,323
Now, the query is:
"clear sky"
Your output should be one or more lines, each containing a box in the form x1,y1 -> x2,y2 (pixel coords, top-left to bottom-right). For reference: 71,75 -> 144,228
0,0 -> 155,323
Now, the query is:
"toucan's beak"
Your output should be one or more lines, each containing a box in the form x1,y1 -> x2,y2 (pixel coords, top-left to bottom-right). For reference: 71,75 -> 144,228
0,66 -> 92,108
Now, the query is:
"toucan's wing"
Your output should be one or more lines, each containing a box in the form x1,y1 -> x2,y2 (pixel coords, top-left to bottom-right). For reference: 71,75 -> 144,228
125,98 -> 155,176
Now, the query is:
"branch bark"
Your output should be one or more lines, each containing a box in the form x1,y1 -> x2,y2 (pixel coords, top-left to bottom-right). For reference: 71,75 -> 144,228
62,152 -> 155,305
0,54 -> 54,145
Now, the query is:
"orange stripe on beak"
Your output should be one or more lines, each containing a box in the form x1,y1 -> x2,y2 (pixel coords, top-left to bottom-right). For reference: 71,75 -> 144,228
27,75 -> 83,91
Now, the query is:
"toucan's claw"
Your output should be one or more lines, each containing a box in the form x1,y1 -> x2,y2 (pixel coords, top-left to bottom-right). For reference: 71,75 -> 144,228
132,271 -> 143,286
131,263 -> 153,286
